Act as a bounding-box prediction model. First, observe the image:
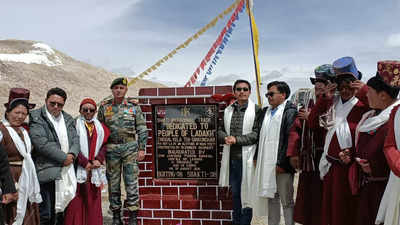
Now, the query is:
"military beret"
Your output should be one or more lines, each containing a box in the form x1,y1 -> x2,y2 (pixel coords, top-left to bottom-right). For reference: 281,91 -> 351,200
110,77 -> 128,89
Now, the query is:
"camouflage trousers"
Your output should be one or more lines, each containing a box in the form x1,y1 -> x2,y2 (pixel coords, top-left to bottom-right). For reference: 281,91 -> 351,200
106,142 -> 139,212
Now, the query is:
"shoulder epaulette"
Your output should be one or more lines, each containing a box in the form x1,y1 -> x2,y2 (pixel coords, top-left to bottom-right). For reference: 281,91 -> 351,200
100,98 -> 113,106
127,97 -> 139,105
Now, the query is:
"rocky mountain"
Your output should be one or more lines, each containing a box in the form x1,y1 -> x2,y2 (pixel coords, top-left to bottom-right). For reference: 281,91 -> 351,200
0,39 -> 165,116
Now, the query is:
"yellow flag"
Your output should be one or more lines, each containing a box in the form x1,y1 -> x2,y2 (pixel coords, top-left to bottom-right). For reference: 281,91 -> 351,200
247,0 -> 262,105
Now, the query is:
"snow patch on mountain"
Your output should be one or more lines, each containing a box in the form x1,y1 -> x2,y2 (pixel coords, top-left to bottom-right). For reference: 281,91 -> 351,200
0,43 -> 62,66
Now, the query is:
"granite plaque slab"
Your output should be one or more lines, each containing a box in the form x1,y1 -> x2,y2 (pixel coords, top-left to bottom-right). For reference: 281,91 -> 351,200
154,104 -> 218,179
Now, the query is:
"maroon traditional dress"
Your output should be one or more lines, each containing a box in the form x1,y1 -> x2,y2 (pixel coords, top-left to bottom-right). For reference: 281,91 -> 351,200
308,87 -> 369,225
64,122 -> 109,225
384,105 -> 400,176
0,123 -> 40,225
287,100 -> 325,225
353,123 -> 389,225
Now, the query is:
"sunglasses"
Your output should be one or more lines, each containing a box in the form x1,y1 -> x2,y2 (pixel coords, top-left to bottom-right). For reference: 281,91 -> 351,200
235,87 -> 249,92
265,92 -> 279,98
49,101 -> 64,108
82,108 -> 96,113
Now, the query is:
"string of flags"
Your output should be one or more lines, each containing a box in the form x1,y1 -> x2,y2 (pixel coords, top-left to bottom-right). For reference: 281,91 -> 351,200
200,3 -> 245,86
127,0 -> 242,87
185,0 -> 245,87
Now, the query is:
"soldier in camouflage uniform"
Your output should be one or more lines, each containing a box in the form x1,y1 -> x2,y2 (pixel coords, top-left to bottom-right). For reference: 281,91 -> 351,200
97,77 -> 148,225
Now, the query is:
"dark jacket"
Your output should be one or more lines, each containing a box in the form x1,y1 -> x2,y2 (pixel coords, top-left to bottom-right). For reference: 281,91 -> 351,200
0,144 -> 16,225
256,100 -> 298,174
217,101 -> 261,159
29,106 -> 80,183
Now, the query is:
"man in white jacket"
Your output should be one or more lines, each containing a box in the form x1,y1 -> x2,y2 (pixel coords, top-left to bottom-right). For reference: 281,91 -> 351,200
218,79 -> 261,225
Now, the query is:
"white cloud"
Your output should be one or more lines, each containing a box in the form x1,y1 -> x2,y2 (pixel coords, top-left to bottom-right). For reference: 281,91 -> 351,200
386,33 -> 400,47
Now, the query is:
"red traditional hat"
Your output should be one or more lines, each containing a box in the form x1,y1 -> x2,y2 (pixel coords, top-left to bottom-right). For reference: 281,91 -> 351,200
377,61 -> 400,87
80,98 -> 97,110
4,88 -> 36,110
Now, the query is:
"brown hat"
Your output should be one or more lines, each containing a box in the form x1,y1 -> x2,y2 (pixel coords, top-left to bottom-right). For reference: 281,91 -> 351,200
4,88 -> 36,110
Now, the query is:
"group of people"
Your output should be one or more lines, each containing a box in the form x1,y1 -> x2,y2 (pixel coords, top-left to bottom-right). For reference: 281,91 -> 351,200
0,77 -> 147,225
2,56 -> 400,225
219,56 -> 400,225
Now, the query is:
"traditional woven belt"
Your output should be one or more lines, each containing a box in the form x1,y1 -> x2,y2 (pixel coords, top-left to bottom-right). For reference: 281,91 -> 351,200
326,154 -> 341,163
9,161 -> 23,166
366,177 -> 388,182
109,136 -> 135,144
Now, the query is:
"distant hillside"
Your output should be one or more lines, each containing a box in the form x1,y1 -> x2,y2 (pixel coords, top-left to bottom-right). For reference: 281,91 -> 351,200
0,39 -> 165,116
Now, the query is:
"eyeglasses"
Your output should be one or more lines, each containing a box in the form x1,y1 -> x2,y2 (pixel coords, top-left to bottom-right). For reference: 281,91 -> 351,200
265,92 -> 280,98
82,108 -> 96,113
49,101 -> 64,108
235,87 -> 249,92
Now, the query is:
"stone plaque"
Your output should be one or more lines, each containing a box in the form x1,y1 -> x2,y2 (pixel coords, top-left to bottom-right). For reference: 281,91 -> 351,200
154,104 -> 218,179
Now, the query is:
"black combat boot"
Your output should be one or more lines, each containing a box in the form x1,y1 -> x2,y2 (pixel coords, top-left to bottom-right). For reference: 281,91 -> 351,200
112,210 -> 123,225
127,210 -> 138,225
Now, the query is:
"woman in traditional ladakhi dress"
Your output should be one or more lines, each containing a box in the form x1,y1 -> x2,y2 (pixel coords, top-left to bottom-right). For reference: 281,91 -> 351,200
375,61 -> 400,225
0,88 -> 41,225
308,57 -> 369,225
350,61 -> 400,225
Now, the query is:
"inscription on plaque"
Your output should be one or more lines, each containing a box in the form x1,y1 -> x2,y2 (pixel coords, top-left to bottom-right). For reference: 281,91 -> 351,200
154,104 -> 218,179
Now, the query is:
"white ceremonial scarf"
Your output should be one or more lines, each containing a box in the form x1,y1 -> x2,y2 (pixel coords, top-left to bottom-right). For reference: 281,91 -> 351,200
219,100 -> 257,209
46,109 -> 77,213
254,100 -> 287,198
75,116 -> 107,187
319,96 -> 358,179
356,100 -> 400,146
1,119 -> 42,225
376,105 -> 400,225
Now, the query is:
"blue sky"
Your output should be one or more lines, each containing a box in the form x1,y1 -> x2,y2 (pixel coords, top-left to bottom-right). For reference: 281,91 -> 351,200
2,0 -> 400,87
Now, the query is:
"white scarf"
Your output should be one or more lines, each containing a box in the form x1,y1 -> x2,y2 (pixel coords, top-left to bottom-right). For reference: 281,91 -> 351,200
46,109 -> 77,213
75,116 -> 107,187
319,96 -> 358,179
254,100 -> 287,199
356,100 -> 400,146
376,106 -> 400,225
1,119 -> 42,225
219,100 -> 256,209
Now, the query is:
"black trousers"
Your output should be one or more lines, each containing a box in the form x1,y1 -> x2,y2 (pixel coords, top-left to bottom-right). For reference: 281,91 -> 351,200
39,181 -> 64,225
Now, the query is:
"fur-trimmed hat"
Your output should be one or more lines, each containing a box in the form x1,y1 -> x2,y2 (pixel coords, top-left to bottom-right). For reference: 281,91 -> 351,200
4,88 -> 36,110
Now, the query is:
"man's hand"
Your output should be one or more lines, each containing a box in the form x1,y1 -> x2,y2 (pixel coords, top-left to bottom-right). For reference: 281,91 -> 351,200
351,80 -> 365,95
224,136 -> 236,145
298,108 -> 310,121
356,157 -> 371,174
137,150 -> 145,161
92,160 -> 102,169
63,154 -> 75,166
2,192 -> 17,204
85,162 -> 92,172
276,166 -> 285,174
289,156 -> 300,170
339,149 -> 351,164
324,83 -> 337,99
